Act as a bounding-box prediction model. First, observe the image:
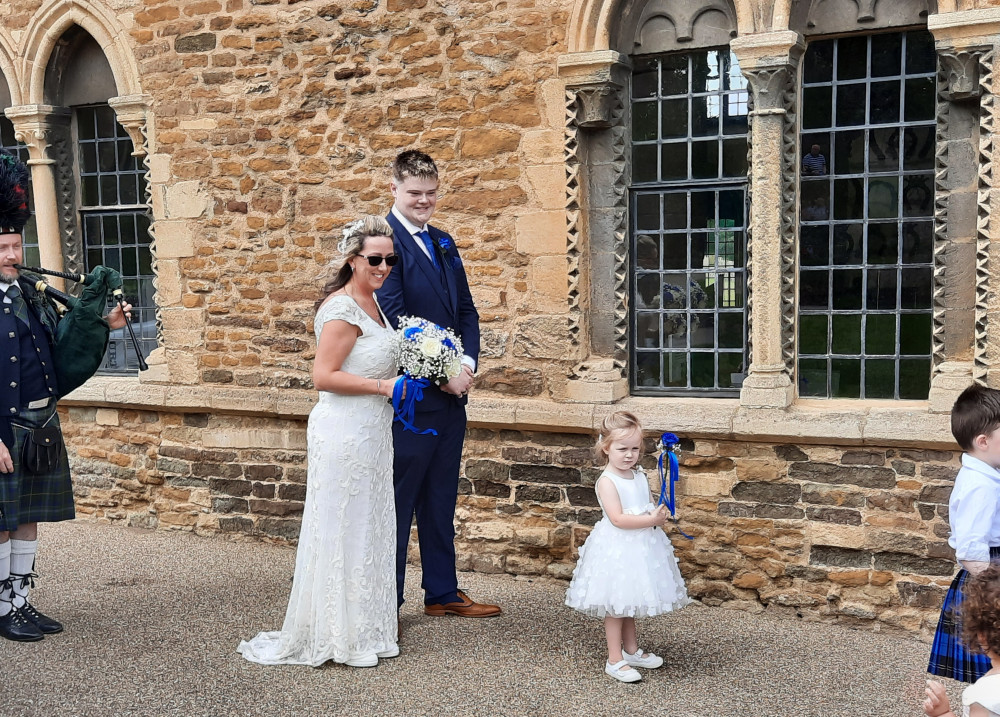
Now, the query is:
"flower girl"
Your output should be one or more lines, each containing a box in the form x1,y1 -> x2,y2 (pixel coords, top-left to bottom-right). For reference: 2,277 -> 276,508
565,411 -> 690,683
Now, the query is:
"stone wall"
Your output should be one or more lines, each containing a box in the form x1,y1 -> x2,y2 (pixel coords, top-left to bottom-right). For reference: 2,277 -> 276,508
10,0 -> 1000,643
63,404 -> 959,640
456,428 -> 958,639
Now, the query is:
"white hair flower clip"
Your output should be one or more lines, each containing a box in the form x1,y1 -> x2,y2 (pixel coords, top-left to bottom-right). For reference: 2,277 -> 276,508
337,219 -> 365,255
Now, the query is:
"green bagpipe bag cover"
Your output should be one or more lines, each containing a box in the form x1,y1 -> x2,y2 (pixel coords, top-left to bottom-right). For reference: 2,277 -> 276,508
54,266 -> 119,396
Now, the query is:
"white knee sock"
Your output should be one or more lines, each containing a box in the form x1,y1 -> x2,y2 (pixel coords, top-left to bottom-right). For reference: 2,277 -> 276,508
0,541 -> 10,617
9,538 -> 37,609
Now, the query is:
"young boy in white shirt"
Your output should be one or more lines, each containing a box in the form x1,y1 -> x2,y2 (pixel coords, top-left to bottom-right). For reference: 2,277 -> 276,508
927,383 -> 1000,683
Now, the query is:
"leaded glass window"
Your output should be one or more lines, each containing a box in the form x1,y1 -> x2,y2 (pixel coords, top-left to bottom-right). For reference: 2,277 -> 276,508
798,31 -> 936,399
630,49 -> 749,394
77,104 -> 156,373
0,118 -> 39,266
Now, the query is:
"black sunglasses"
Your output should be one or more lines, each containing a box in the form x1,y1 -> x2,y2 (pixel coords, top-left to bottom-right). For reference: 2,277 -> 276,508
357,254 -> 399,267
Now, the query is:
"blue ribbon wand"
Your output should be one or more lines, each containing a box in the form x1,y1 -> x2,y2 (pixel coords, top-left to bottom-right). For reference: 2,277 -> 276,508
391,375 -> 438,436
656,432 -> 693,539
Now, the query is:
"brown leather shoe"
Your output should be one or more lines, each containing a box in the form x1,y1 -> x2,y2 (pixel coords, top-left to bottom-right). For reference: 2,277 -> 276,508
424,590 -> 502,618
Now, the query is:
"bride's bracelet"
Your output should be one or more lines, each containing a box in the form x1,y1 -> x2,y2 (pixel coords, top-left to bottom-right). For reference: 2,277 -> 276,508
376,379 -> 381,396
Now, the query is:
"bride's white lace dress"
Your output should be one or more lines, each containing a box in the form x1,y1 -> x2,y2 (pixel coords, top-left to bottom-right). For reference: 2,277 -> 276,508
238,295 -> 399,666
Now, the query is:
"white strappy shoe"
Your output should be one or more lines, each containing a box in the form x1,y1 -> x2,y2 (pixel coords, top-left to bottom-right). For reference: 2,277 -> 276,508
623,647 -> 664,669
605,659 -> 642,682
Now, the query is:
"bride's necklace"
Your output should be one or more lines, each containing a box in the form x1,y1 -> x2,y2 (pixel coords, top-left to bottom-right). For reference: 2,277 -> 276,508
346,286 -> 383,326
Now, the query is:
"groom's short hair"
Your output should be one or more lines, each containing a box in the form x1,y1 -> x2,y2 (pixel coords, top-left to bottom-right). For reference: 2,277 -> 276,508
393,150 -> 438,182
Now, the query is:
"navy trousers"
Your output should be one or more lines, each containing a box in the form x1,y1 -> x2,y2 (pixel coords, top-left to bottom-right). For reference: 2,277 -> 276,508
392,401 -> 467,607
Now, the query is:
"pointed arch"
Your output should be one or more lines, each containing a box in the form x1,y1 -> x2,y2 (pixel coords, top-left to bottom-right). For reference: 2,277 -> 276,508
19,0 -> 142,104
0,26 -> 21,107
567,0 -> 763,53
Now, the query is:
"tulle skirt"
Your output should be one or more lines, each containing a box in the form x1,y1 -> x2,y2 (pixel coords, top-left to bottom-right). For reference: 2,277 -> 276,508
565,518 -> 690,619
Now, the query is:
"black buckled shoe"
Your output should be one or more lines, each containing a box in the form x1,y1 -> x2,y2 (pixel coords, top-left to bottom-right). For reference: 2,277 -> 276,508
20,602 -> 62,634
0,607 -> 44,642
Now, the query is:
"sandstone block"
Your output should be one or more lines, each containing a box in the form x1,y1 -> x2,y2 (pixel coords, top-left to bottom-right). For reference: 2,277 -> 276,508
510,464 -> 580,484
804,507 -> 862,525
465,522 -> 515,541
460,128 -> 520,159
872,552 -> 955,576
898,581 -> 948,608
515,211 -> 567,255
472,480 -> 510,498
95,409 -> 120,426
477,368 -> 545,396
165,181 -> 209,219
810,546 -> 872,569
465,459 -> 510,482
515,484 -> 561,503
829,570 -> 869,586
525,164 -> 568,210
788,462 -> 895,489
731,481 -> 800,504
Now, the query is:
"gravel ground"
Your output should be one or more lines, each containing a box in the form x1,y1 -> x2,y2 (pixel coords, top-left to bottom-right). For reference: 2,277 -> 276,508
0,521 -> 965,717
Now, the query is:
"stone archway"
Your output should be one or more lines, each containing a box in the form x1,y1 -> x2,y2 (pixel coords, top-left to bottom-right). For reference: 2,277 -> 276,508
566,0 -> 770,54
0,28 -> 21,107
19,0 -> 142,104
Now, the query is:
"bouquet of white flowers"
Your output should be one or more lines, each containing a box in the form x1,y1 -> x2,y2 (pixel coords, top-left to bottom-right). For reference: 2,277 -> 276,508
395,316 -> 464,386
391,317 -> 464,435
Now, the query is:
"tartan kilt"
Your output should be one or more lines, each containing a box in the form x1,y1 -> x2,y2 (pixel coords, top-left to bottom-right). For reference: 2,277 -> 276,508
927,546 -> 1000,684
0,404 -> 74,531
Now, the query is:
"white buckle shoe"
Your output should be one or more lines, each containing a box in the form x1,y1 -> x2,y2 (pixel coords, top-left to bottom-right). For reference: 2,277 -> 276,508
623,647 -> 664,669
605,659 -> 642,683
377,644 -> 399,659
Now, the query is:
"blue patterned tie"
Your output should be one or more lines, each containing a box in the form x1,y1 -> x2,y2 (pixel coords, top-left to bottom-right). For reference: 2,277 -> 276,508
416,230 -> 438,269
6,284 -> 29,328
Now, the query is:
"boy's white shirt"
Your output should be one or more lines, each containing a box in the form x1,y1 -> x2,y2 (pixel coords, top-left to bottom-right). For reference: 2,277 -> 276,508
950,453 -> 1000,563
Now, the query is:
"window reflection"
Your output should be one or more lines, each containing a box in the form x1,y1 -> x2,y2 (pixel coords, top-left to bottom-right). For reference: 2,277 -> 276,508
630,49 -> 748,393
797,32 -> 935,399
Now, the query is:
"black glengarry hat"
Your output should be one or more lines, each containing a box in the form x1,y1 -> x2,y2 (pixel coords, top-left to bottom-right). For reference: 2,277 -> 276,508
0,149 -> 30,235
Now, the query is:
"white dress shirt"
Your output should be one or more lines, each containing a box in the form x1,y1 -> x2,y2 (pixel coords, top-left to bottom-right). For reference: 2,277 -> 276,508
391,205 -> 435,262
949,453 -> 1000,563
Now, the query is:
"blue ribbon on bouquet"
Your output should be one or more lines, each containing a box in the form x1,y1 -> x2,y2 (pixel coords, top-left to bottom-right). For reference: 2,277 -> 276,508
657,432 -> 693,539
392,375 -> 438,436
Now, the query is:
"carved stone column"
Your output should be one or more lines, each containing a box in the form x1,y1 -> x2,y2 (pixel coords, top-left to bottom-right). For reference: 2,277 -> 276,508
924,46 -> 989,409
731,32 -> 804,409
557,51 -> 631,403
927,7 -> 1000,399
5,105 -> 71,291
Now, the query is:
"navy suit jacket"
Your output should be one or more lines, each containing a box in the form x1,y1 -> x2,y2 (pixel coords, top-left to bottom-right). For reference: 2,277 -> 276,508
377,212 -> 480,414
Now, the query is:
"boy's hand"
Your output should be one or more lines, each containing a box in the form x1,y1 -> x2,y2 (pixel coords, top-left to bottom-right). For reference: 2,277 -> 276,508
923,680 -> 953,717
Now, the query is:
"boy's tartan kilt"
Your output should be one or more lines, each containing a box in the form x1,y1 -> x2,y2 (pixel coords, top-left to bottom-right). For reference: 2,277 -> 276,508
0,404 -> 74,531
927,546 -> 1000,683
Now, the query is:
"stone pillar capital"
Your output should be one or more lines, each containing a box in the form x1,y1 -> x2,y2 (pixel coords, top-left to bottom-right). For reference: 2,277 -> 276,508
4,105 -> 71,165
569,82 -> 624,130
557,50 -> 631,86
729,31 -> 805,72
938,46 -> 989,101
108,94 -> 153,157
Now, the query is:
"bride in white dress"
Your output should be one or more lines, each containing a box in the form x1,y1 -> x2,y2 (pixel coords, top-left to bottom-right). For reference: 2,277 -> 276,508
239,216 -> 401,668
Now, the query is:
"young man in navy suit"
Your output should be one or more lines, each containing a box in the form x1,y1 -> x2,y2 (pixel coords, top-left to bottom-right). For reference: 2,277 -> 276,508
376,150 -> 501,619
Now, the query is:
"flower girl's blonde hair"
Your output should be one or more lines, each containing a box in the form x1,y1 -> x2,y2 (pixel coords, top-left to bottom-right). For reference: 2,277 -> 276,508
594,411 -> 643,460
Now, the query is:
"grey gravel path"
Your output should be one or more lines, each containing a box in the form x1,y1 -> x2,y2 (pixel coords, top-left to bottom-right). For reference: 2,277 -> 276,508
0,521 -> 963,716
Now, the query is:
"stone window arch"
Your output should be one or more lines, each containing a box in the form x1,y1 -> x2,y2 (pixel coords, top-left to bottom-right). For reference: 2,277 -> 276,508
7,25 -> 157,373
560,0 -> 747,397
